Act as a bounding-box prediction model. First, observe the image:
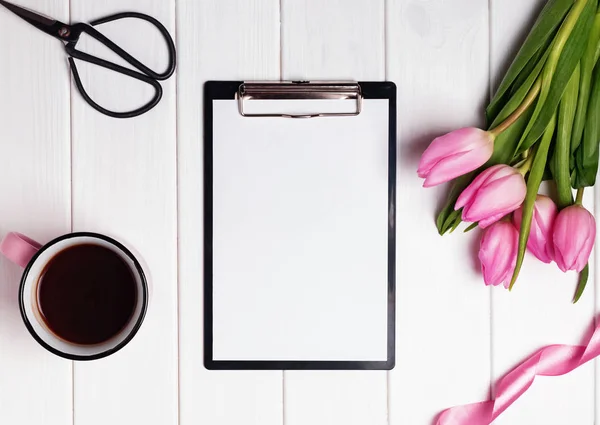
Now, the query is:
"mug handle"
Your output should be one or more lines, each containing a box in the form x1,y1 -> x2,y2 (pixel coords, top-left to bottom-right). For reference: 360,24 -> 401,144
0,233 -> 42,268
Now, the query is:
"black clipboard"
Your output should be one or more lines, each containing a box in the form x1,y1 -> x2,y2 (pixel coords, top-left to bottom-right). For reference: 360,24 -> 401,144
204,81 -> 396,370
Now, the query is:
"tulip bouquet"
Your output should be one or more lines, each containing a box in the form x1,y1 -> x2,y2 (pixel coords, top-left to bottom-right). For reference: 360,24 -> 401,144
419,0 -> 600,302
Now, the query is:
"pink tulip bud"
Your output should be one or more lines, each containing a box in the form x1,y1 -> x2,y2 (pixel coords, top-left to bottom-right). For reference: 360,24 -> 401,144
513,195 -> 557,263
479,220 -> 519,288
455,164 -> 526,228
417,128 -> 494,187
552,205 -> 596,273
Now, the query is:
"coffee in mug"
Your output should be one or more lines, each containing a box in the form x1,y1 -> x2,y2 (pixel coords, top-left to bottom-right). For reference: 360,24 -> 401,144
0,232 -> 148,360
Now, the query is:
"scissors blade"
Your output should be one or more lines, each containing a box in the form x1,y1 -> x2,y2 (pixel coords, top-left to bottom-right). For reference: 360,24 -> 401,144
0,0 -> 67,39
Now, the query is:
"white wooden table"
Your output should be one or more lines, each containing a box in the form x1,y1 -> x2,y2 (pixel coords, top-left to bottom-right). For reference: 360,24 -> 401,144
0,0 -> 596,424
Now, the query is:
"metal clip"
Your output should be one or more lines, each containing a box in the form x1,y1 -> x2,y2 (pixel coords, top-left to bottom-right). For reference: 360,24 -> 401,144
237,81 -> 362,118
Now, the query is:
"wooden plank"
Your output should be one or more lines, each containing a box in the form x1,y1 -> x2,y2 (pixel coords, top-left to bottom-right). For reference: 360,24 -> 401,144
68,2 -> 178,425
386,0 -> 491,423
281,0 -> 385,81
490,1 -> 595,424
281,1 -> 388,425
177,1 -> 283,425
0,1 -> 72,425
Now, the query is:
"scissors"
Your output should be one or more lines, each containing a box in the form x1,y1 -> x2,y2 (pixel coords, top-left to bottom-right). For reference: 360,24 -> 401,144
0,0 -> 176,118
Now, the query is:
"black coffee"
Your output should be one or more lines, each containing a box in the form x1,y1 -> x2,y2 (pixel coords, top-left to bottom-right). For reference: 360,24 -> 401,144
37,244 -> 137,345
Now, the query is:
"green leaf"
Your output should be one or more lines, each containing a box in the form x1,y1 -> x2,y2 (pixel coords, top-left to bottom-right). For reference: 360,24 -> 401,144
448,215 -> 463,233
571,12 -> 600,155
509,36 -> 556,101
554,64 -> 580,207
510,115 -> 557,290
490,108 -> 536,166
573,60 -> 600,187
435,175 -> 473,235
436,204 -> 452,235
487,0 -> 574,122
436,197 -> 462,237
543,159 -> 556,180
441,210 -> 462,235
570,165 -> 579,186
490,49 -> 550,130
437,204 -> 462,236
464,222 -> 479,233
518,0 -> 596,154
485,57 -> 543,167
573,263 -> 589,303
594,30 -> 600,64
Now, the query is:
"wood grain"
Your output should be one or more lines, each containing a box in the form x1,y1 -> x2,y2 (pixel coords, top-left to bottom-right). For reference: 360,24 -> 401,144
386,0 -> 492,423
177,1 -> 283,425
0,1 -> 72,424
490,2 -> 595,424
68,1 -> 178,425
281,1 -> 388,424
281,0 -> 385,81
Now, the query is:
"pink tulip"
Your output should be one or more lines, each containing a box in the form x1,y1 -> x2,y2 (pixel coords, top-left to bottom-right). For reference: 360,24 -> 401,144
417,128 -> 494,187
455,164 -> 526,228
513,195 -> 557,263
479,220 -> 519,288
553,205 -> 596,273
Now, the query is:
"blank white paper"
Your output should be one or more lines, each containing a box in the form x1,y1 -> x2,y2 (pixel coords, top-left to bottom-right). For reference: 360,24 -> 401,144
212,99 -> 390,361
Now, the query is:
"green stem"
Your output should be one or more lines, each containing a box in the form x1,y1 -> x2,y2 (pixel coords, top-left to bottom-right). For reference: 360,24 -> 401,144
576,187 -> 585,204
556,66 -> 580,208
509,115 -> 556,290
490,80 -> 542,137
546,0 -> 589,80
517,149 -> 535,175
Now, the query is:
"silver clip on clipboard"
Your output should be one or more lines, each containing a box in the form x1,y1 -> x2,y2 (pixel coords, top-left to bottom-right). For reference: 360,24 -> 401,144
205,80 -> 396,370
237,81 -> 362,118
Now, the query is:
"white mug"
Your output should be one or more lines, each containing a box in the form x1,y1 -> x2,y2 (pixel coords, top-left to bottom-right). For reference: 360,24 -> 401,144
0,232 -> 148,360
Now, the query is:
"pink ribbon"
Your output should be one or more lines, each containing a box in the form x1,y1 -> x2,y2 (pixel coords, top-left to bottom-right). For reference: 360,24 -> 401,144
437,320 -> 600,425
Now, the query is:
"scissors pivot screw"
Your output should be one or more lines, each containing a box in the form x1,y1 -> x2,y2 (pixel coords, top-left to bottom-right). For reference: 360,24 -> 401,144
58,27 -> 70,37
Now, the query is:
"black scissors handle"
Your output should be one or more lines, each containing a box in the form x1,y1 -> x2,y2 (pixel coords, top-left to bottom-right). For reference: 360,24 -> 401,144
65,12 -> 176,119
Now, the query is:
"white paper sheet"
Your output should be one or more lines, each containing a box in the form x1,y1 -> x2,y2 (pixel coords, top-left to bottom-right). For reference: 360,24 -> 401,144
212,99 -> 390,361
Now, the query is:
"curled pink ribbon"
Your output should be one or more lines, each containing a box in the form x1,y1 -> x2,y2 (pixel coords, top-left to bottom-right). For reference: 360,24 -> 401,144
437,320 -> 600,425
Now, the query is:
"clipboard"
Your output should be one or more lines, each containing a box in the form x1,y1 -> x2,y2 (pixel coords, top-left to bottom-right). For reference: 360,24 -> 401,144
204,81 -> 396,370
